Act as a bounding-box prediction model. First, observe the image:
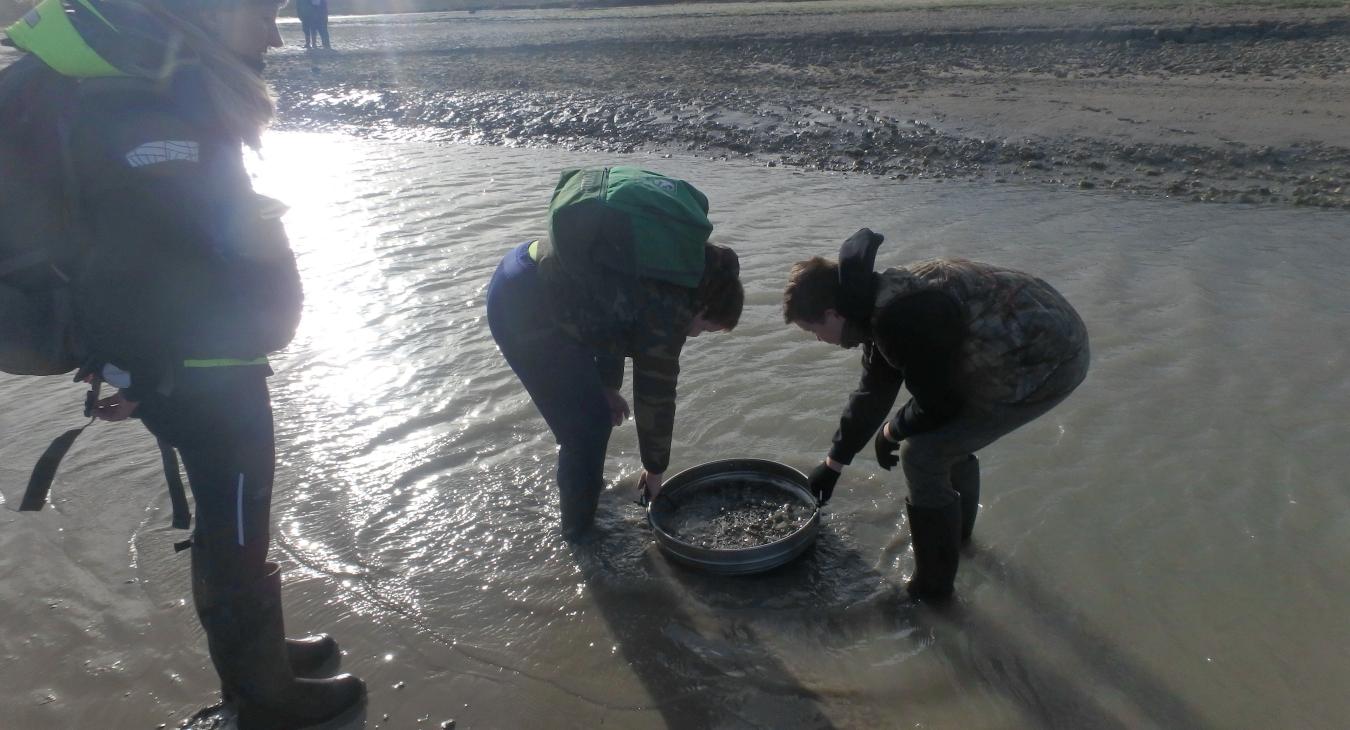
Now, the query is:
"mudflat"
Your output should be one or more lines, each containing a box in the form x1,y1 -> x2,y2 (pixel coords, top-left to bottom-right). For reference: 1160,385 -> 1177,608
267,0 -> 1350,208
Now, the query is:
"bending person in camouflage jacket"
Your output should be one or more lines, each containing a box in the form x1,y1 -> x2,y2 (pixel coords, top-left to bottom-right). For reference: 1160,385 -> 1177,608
783,229 -> 1089,600
487,237 -> 744,541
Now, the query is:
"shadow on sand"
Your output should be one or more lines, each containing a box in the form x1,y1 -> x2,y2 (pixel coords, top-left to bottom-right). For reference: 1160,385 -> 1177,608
571,490 -> 1207,729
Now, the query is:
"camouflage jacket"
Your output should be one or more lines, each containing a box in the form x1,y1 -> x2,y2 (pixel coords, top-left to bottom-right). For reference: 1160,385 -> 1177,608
537,250 -> 696,474
829,258 -> 1088,464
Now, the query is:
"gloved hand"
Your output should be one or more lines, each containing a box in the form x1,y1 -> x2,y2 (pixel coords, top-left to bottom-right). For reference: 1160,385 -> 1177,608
874,422 -> 901,470
808,462 -> 842,506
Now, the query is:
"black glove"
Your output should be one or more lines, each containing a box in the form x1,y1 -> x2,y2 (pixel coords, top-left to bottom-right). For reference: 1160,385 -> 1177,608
808,462 -> 842,506
874,425 -> 901,470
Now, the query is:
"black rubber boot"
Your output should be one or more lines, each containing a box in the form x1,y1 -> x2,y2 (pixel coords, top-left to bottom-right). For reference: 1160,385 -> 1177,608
196,565 -> 365,730
285,633 -> 340,679
905,499 -> 962,601
261,562 -> 342,679
193,557 -> 341,683
951,454 -> 980,544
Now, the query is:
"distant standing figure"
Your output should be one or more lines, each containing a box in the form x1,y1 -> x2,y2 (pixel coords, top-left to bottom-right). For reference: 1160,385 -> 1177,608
296,0 -> 316,48
311,0 -> 330,49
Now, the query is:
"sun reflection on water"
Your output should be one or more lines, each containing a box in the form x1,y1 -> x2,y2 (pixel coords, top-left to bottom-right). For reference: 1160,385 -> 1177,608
249,132 -> 406,405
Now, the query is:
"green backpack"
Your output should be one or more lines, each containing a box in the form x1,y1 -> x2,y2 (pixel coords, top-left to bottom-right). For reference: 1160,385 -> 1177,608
540,166 -> 713,288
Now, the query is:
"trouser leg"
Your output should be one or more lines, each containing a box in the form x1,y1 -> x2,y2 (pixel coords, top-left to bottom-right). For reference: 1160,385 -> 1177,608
141,371 -> 362,725
901,346 -> 1091,508
898,346 -> 1090,594
487,243 -> 614,539
179,421 -> 275,591
141,370 -> 278,591
950,454 -> 980,544
496,324 -> 612,538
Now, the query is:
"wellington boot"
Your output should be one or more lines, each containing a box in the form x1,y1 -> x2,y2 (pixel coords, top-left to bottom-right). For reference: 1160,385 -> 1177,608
236,673 -> 366,730
285,633 -> 340,679
198,566 -> 365,730
905,499 -> 962,602
951,454 -> 980,544
261,558 -> 341,679
193,556 -> 340,684
217,635 -> 341,708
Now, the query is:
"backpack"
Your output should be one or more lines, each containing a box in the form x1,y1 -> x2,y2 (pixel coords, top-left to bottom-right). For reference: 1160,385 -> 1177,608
1,53 -> 191,532
540,166 -> 713,289
0,53 -> 85,376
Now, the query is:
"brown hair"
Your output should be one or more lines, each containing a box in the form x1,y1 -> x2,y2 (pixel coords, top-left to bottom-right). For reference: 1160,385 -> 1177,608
142,0 -> 278,149
695,243 -> 744,330
782,257 -> 840,324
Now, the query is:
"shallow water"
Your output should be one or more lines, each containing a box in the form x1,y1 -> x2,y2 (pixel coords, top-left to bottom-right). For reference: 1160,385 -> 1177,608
3,133 -> 1349,729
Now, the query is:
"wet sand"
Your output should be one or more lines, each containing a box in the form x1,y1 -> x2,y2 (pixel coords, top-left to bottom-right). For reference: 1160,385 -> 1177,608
268,1 -> 1350,208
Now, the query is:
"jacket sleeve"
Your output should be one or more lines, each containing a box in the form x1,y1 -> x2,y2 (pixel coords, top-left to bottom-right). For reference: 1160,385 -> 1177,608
828,342 -> 904,465
71,104 -> 301,392
873,289 -> 966,436
631,336 -> 683,474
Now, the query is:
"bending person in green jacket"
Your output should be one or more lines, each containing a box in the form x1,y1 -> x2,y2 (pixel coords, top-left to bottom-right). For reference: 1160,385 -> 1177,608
487,168 -> 744,541
784,229 -> 1089,601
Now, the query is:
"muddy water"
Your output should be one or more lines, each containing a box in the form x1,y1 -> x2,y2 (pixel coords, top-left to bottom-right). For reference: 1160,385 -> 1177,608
2,133 -> 1349,729
656,481 -> 816,550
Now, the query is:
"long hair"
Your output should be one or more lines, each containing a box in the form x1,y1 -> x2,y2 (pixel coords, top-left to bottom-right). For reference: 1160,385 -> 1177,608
140,0 -> 276,148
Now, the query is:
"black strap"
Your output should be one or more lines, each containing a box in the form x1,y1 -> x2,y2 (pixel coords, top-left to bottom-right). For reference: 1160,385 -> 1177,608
19,419 -> 93,512
156,437 -> 191,531
19,374 -> 191,550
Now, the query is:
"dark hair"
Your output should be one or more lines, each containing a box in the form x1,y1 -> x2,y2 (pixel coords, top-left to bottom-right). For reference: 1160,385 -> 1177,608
695,243 -> 744,330
782,257 -> 840,324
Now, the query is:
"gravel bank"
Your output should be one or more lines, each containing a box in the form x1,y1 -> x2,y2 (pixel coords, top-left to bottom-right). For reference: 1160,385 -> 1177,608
161,4 -> 1350,207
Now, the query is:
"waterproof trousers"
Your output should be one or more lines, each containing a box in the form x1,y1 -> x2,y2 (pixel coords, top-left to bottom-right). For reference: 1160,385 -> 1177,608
486,242 -> 613,539
140,366 -> 276,591
898,345 -> 1089,601
900,345 -> 1091,510
140,367 -> 364,726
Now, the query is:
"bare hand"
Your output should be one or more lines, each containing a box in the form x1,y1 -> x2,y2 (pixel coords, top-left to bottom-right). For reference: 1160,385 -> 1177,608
92,392 -> 139,422
603,388 -> 630,427
640,469 -> 665,503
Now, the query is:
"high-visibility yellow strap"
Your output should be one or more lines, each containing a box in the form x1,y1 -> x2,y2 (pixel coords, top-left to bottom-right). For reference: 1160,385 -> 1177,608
4,0 -> 125,78
182,357 -> 269,368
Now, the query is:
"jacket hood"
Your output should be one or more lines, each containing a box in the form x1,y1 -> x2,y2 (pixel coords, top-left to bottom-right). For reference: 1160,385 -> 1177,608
836,227 -> 885,324
5,0 -> 182,80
